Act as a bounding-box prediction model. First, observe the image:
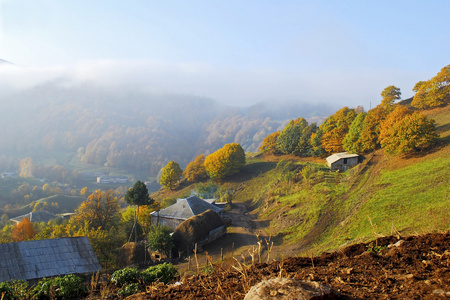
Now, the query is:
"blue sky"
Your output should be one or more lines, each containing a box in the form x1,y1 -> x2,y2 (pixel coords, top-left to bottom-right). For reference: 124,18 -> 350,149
0,0 -> 449,107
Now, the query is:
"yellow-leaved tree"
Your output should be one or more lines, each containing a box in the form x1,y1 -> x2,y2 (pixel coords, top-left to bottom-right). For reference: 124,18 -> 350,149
379,107 -> 438,155
204,143 -> 245,179
183,154 -> 208,182
259,131 -> 279,154
160,161 -> 183,190
412,65 -> 450,109
73,189 -> 120,231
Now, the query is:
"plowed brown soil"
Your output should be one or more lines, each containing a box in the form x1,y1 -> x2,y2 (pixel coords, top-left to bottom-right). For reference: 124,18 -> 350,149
126,232 -> 450,299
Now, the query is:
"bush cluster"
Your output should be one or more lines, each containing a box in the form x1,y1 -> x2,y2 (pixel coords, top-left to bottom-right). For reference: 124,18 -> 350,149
111,263 -> 177,296
30,274 -> 87,300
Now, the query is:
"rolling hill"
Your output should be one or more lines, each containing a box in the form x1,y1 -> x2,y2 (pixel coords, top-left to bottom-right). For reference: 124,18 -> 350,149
152,104 -> 450,257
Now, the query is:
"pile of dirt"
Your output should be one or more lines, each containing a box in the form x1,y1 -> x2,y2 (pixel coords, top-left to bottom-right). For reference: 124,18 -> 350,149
126,232 -> 450,299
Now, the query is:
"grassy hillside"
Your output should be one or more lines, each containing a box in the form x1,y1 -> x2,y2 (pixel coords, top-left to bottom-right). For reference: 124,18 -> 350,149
152,105 -> 450,257
6,194 -> 85,218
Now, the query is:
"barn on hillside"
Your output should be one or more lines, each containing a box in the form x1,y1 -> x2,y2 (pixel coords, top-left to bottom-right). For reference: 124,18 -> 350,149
0,237 -> 101,283
326,152 -> 360,172
150,196 -> 223,230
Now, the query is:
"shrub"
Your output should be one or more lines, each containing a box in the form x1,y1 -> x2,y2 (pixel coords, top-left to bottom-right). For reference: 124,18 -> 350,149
56,274 -> 87,299
0,281 -> 14,300
30,275 -> 86,300
10,280 -> 28,299
141,263 -> 177,284
117,283 -> 140,297
110,267 -> 140,286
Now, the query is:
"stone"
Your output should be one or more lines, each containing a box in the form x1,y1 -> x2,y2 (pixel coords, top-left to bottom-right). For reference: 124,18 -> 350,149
244,277 -> 339,300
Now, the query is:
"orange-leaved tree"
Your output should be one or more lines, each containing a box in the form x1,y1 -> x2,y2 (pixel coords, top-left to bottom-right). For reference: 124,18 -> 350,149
259,131 -> 279,154
320,107 -> 356,154
12,217 -> 37,242
204,143 -> 245,179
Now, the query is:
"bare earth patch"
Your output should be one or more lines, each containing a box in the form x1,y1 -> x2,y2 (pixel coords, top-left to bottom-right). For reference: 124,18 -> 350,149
125,232 -> 450,299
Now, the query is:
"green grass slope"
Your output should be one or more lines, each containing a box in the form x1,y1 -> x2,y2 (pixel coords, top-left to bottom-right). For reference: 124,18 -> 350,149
152,105 -> 450,257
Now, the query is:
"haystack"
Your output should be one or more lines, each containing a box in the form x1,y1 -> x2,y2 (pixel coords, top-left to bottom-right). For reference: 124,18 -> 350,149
172,209 -> 225,255
117,242 -> 149,267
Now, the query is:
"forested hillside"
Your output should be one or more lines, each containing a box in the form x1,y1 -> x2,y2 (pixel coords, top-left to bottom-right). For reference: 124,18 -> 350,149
0,82 -> 334,175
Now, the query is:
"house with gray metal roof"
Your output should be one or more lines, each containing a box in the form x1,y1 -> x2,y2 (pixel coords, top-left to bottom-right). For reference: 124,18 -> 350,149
326,152 -> 360,172
150,196 -> 224,230
0,237 -> 101,283
10,211 -> 60,224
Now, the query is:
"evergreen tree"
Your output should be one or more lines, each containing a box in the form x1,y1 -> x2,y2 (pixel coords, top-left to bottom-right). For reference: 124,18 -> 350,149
125,180 -> 152,207
343,112 -> 366,153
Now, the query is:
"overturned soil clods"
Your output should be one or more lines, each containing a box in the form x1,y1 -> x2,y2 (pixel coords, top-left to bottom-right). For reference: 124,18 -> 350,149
127,232 -> 450,299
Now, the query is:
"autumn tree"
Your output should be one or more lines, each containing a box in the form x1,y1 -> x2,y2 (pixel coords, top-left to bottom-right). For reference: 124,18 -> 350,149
160,161 -> 183,190
358,106 -> 385,152
19,157 -> 34,178
319,107 -> 356,154
183,154 -> 208,182
12,217 -> 37,242
412,65 -> 450,109
259,131 -> 279,154
343,112 -> 366,153
80,187 -> 90,197
204,143 -> 246,179
379,109 -> 438,155
380,85 -> 401,112
357,86 -> 401,153
73,189 -> 120,230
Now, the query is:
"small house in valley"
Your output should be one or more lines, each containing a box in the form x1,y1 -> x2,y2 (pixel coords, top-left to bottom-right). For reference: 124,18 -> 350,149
10,211 -> 60,224
326,152 -> 360,172
150,196 -> 224,230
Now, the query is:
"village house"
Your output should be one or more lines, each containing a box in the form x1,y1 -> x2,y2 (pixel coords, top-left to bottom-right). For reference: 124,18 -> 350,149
150,195 -> 224,230
10,211 -> 60,224
0,237 -> 101,283
326,152 -> 360,172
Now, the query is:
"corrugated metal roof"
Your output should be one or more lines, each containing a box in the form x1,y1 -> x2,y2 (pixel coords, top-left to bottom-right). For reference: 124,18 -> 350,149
151,196 -> 223,220
326,152 -> 359,166
0,237 -> 101,283
10,211 -> 59,223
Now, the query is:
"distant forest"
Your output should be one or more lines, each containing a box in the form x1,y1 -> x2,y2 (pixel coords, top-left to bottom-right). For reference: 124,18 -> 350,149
0,83 -> 335,175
